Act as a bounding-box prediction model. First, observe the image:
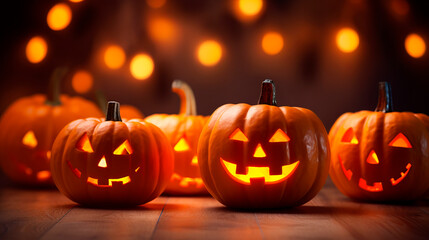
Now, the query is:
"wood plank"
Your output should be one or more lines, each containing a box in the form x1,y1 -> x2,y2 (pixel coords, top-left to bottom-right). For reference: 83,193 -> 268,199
151,197 -> 263,240
41,197 -> 167,240
0,187 -> 74,240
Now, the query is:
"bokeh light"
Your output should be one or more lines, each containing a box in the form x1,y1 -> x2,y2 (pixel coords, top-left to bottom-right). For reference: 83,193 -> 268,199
238,0 -> 263,16
405,33 -> 426,58
72,70 -> 93,94
146,0 -> 166,8
130,54 -> 155,80
336,28 -> 359,53
104,45 -> 126,69
26,36 -> 48,64
69,0 -> 84,2
47,3 -> 72,31
197,40 -> 223,67
262,32 -> 284,55
148,17 -> 176,44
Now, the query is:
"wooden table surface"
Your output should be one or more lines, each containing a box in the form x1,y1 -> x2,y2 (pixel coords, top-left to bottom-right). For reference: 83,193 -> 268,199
1,177 -> 428,240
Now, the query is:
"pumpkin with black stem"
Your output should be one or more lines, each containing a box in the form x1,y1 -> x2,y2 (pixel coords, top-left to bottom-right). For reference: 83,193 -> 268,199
0,68 -> 103,186
95,90 -> 144,119
145,80 -> 209,195
329,82 -> 429,202
51,101 -> 174,206
198,79 -> 330,208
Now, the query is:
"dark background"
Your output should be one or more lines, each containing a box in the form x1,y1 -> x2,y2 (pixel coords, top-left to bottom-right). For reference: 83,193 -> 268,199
0,0 -> 428,129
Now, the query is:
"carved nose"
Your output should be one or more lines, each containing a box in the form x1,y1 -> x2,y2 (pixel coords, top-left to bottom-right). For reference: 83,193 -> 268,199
98,156 -> 108,168
253,144 -> 266,158
366,150 -> 379,164
191,156 -> 198,166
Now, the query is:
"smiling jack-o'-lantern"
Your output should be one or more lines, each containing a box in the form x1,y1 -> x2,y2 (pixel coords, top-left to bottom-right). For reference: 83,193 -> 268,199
146,80 -> 209,195
0,68 -> 103,186
198,79 -> 330,208
329,82 -> 429,201
51,101 -> 174,206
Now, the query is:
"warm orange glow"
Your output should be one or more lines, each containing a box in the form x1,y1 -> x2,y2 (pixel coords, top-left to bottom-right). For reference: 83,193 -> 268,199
47,3 -> 72,31
130,53 -> 154,80
87,176 -> 131,187
359,178 -> 383,192
336,28 -> 359,53
174,138 -> 190,152
341,128 -> 359,144
104,45 -> 126,69
113,140 -> 133,155
22,131 -> 38,148
69,0 -> 84,2
148,17 -> 176,44
253,144 -> 266,158
391,163 -> 411,186
238,0 -> 263,16
67,161 -> 82,178
191,156 -> 198,165
172,174 -> 204,188
47,151 -> 51,160
262,32 -> 284,55
366,150 -> 379,164
76,133 -> 94,153
197,40 -> 222,67
405,33 -> 426,58
98,156 -> 108,168
269,129 -> 290,142
229,129 -> 249,142
389,133 -> 412,148
221,158 -> 299,185
26,36 -> 48,64
37,171 -> 51,181
391,0 -> 409,16
146,0 -> 166,8
71,70 -> 93,94
338,155 -> 353,181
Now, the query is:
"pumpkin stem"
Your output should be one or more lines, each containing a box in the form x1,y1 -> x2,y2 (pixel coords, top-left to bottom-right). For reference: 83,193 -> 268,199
46,67 -> 68,106
258,79 -> 277,106
172,80 -> 197,116
105,101 -> 122,122
94,90 -> 108,115
375,82 -> 393,113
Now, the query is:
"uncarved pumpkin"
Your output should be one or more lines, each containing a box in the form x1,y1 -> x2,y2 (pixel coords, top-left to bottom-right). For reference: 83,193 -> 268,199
329,82 -> 429,201
198,79 -> 330,208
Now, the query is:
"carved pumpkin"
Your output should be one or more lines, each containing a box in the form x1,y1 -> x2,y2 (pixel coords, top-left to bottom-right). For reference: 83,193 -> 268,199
0,69 -> 103,186
51,101 -> 174,206
329,82 -> 429,201
198,79 -> 330,208
145,80 -> 209,195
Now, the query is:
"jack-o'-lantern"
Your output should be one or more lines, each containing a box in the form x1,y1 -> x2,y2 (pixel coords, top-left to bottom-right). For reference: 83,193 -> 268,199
0,68 -> 103,186
198,79 -> 330,208
51,101 -> 174,206
146,80 -> 209,195
329,82 -> 429,201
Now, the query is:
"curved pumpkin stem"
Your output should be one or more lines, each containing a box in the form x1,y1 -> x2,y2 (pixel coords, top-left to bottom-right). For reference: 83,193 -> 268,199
105,101 -> 122,122
172,80 -> 197,116
258,79 -> 277,106
375,82 -> 393,113
46,67 -> 68,106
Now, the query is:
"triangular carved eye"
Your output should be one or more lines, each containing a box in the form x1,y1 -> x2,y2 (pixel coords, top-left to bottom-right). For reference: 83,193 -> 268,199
114,140 -> 133,155
76,133 -> 94,153
229,129 -> 249,142
269,129 -> 290,142
389,133 -> 412,148
174,137 -> 190,152
341,128 -> 359,144
22,131 -> 38,148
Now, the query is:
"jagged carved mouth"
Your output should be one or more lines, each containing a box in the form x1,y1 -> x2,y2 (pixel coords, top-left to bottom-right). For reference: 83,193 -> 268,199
171,173 -> 204,188
220,158 -> 299,185
67,160 -> 139,187
338,156 -> 412,192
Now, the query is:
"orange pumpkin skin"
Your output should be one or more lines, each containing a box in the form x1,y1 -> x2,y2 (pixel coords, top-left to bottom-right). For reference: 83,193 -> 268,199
146,80 -> 209,195
120,105 -> 144,119
0,94 -> 103,186
51,102 -> 173,206
198,80 -> 330,208
329,83 -> 429,202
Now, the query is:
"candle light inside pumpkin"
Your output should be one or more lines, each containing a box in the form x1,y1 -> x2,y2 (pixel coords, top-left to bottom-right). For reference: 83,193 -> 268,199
130,54 -> 155,80
405,33 -> 426,58
197,40 -> 223,67
47,3 -> 72,31
26,36 -> 48,64
336,28 -> 359,53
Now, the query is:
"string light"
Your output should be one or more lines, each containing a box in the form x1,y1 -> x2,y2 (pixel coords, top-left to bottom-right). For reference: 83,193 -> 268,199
72,70 -> 93,94
104,45 -> 126,69
26,36 -> 48,64
262,32 -> 284,55
47,3 -> 72,31
336,28 -> 359,53
197,40 -> 223,67
130,53 -> 155,80
405,33 -> 426,58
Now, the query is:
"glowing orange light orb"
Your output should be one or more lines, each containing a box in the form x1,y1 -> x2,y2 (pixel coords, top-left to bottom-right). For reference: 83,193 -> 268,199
130,54 -> 155,80
238,0 -> 263,16
405,33 -> 426,58
146,0 -> 166,8
72,70 -> 93,94
26,36 -> 48,64
148,17 -> 176,44
47,3 -> 72,31
104,45 -> 126,69
69,0 -> 84,2
197,40 -> 223,67
336,28 -> 359,53
262,32 -> 284,55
